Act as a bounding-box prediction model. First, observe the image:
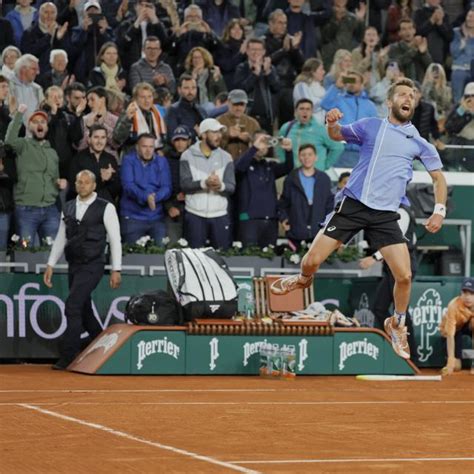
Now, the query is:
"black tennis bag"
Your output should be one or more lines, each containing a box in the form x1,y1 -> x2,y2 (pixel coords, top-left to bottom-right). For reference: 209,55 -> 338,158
125,290 -> 182,325
165,248 -> 238,321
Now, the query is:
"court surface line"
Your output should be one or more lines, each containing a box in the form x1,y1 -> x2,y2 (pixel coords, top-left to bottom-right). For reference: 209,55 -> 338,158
229,457 -> 474,465
18,403 -> 260,474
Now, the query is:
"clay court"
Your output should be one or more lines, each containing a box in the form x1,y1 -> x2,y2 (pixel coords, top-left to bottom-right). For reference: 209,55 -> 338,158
1,366 -> 473,473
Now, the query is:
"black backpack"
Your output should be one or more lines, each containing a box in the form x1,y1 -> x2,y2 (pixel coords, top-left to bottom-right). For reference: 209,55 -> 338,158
125,290 -> 183,326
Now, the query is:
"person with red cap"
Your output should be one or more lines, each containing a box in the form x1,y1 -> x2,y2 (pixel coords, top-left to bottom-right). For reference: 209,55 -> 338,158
5,104 -> 65,245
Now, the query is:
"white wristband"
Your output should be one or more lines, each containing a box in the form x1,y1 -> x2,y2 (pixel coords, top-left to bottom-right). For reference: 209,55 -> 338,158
433,203 -> 446,218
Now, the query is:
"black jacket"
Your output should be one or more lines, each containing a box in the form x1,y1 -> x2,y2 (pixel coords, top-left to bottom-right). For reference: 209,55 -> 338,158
279,168 -> 334,241
165,99 -> 208,143
412,101 -> 440,141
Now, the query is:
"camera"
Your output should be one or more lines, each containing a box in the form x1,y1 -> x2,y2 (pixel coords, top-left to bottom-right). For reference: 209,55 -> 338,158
266,136 -> 283,147
89,12 -> 104,24
342,76 -> 356,84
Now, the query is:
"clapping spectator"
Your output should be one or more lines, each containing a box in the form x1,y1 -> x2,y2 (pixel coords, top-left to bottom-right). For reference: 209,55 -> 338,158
37,49 -> 74,90
88,42 -> 127,93
369,60 -> 404,117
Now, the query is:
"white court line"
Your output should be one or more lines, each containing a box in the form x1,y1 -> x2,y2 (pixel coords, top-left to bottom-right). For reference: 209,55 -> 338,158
229,457 -> 474,465
18,404 -> 260,474
0,389 -> 296,393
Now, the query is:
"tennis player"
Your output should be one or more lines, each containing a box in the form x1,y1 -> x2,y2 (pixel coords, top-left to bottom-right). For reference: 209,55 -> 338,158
271,78 -> 448,360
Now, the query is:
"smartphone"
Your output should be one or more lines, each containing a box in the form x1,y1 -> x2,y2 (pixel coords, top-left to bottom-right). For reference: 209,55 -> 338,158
89,12 -> 104,23
342,76 -> 356,84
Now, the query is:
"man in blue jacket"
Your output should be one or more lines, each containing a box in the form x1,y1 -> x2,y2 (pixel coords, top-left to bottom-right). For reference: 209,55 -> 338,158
234,132 -> 293,248
278,143 -> 334,247
321,70 -> 377,167
120,133 -> 172,244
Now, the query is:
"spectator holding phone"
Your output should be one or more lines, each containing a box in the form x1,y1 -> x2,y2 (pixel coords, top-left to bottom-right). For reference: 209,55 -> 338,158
370,60 -> 404,117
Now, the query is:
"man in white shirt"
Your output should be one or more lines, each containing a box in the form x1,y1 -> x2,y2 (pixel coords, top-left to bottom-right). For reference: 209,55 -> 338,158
44,169 -> 122,370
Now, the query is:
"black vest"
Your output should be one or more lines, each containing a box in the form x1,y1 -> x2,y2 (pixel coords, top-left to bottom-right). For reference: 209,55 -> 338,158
63,197 -> 108,264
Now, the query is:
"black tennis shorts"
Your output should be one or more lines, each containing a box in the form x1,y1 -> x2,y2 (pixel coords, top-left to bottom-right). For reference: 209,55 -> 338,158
323,197 -> 407,250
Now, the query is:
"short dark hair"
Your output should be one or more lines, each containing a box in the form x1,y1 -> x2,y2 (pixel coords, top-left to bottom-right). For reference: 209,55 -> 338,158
338,171 -> 351,183
0,74 -> 8,84
87,85 -> 109,107
398,18 -> 414,31
178,73 -> 195,88
295,98 -> 313,108
65,82 -> 86,96
88,123 -> 107,137
137,132 -> 156,142
387,78 -> 415,101
298,143 -> 317,155
247,37 -> 265,48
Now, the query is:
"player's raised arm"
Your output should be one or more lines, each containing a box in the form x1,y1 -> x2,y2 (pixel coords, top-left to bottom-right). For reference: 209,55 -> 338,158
425,169 -> 447,233
326,108 -> 344,141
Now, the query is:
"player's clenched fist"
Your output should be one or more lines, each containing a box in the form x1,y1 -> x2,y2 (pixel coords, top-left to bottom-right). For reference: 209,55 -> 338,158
326,108 -> 343,127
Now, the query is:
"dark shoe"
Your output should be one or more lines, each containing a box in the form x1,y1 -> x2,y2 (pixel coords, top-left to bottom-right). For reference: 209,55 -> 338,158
52,359 -> 71,371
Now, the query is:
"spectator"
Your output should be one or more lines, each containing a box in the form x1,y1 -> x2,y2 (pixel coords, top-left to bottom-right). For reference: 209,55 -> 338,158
9,54 -> 43,122
41,85 -> 83,182
155,86 -> 172,119
323,48 -> 352,89
70,0 -> 114,84
321,0 -> 365,69
388,19 -> 432,82
278,143 -> 334,248
184,46 -> 227,113
286,0 -> 332,60
129,36 -> 175,94
234,132 -> 293,247
115,0 -> 168,71
214,19 -> 247,91
370,60 -> 404,117
5,106 -> 63,244
450,9 -> 474,103
165,74 -> 208,143
87,42 -> 126,94
384,0 -> 413,45
218,89 -> 260,160
414,0 -> 453,66
70,124 -> 120,203
43,169 -> 121,370
0,45 -> 21,81
5,0 -> 38,47
77,86 -> 119,160
336,171 -> 351,192
180,118 -> 235,249
293,58 -> 326,124
445,82 -> 474,171
163,125 -> 193,244
37,49 -> 73,91
421,63 -> 452,130
278,98 -> 344,171
64,81 -> 86,116
234,38 -> 280,133
264,9 -> 305,126
198,0 -> 239,37
321,70 -> 378,166
114,82 -> 166,153
0,18 -> 15,55
120,132 -> 172,244
21,2 -> 69,74
167,4 -> 219,72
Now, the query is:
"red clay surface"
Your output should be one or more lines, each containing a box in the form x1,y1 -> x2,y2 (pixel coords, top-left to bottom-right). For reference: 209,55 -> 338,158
0,365 -> 473,473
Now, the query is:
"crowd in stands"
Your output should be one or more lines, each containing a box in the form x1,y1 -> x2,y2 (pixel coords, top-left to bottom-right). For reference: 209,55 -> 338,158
0,0 -> 473,252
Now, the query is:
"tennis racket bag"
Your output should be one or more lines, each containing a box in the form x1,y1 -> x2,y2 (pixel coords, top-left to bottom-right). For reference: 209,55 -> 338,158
165,248 -> 238,321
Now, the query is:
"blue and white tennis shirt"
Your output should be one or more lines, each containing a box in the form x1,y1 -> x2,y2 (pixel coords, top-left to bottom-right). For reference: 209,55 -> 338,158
340,117 -> 443,212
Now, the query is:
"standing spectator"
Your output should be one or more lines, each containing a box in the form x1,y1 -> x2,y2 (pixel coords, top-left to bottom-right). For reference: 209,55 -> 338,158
293,58 -> 326,124
198,0 -> 239,37
321,0 -> 365,69
278,98 -> 344,171
114,82 -> 166,153
9,54 -> 43,122
43,169 -> 122,370
165,74 -> 208,142
278,143 -> 334,248
234,38 -> 280,134
163,125 -> 192,244
70,1 -> 114,84
1,46 -> 21,81
450,9 -> 474,103
234,132 -> 293,247
264,9 -> 305,125
5,105 -> 63,244
21,2 -> 69,74
323,48 -> 352,89
115,0 -> 168,72
5,0 -> 38,47
70,124 -> 120,203
218,89 -> 260,161
129,36 -> 175,94
37,49 -> 74,91
286,0 -> 332,60
414,0 -> 453,66
384,0 -> 413,45
180,118 -> 235,249
388,19 -> 432,82
321,71 -> 378,167
87,42 -> 127,93
214,19 -> 246,91
184,47 -> 227,113
120,133 -> 172,244
77,86 -> 119,160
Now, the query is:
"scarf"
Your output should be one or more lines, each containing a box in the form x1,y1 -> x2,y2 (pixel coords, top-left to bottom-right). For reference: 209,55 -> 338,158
196,69 -> 210,105
132,106 -> 166,149
100,63 -> 120,93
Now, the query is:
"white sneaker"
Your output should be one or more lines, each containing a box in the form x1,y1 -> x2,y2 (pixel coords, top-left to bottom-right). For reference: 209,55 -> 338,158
384,316 -> 410,360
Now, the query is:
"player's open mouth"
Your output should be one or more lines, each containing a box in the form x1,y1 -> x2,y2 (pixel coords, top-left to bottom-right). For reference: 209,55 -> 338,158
401,105 -> 411,112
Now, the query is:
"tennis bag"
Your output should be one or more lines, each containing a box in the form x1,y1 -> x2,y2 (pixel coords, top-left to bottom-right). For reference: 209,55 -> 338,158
165,248 -> 238,321
125,290 -> 183,325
